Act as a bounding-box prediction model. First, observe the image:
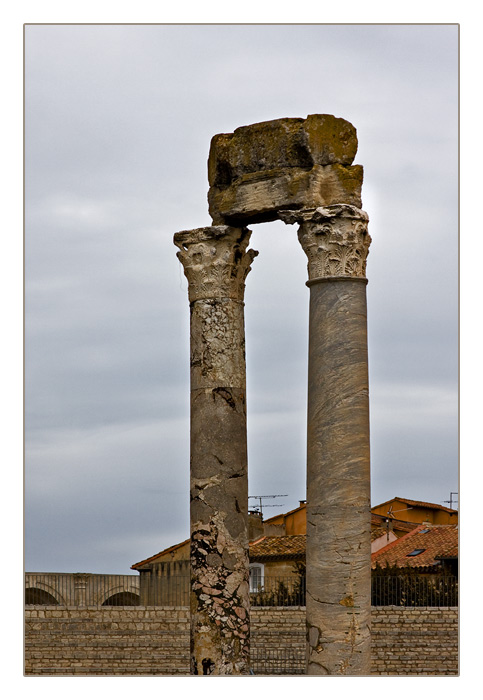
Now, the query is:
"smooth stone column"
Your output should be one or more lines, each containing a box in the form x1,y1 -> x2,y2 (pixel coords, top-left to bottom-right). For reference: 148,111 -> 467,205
174,225 -> 258,676
282,205 -> 372,675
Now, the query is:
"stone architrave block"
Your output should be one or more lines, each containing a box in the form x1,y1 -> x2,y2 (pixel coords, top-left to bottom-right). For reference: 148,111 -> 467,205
208,115 -> 363,225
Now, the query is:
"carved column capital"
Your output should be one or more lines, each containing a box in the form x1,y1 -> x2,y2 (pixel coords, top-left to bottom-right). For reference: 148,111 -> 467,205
73,574 -> 90,606
280,204 -> 371,281
174,225 -> 258,303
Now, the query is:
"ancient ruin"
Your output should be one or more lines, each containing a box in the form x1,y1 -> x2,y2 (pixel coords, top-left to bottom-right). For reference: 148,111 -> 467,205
174,225 -> 257,675
174,114 -> 372,675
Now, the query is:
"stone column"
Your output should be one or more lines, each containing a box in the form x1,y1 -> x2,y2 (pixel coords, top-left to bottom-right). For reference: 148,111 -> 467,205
73,573 -> 89,606
174,225 -> 258,675
282,205 -> 372,675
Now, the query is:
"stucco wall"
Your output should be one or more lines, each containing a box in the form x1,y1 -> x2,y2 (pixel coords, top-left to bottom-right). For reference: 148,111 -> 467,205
24,606 -> 458,676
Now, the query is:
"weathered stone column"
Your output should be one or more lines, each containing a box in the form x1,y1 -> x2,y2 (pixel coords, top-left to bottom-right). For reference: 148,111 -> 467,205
73,573 -> 89,606
282,205 -> 372,675
174,225 -> 258,675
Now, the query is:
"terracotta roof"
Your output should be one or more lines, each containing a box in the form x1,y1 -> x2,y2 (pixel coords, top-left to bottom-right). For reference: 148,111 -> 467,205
131,539 -> 190,570
249,535 -> 306,560
132,498 -> 454,570
373,497 -> 457,515
435,538 -> 459,559
371,524 -> 458,570
370,513 -> 415,533
371,526 -> 391,542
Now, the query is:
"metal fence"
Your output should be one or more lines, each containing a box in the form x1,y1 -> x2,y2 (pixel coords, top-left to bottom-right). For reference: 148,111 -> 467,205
140,574 -> 307,607
138,573 -> 189,606
25,572 -> 458,608
250,576 -> 306,606
371,575 -> 458,607
251,647 -> 305,675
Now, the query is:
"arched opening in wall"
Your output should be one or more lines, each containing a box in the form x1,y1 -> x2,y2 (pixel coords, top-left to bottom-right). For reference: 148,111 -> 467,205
25,587 -> 59,605
102,591 -> 140,606
244,219 -> 308,513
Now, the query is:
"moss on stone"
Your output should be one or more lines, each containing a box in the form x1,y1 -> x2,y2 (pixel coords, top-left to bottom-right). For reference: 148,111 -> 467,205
207,115 -> 358,188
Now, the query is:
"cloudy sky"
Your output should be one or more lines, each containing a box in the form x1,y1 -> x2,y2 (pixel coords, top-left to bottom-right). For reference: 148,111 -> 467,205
24,24 -> 458,575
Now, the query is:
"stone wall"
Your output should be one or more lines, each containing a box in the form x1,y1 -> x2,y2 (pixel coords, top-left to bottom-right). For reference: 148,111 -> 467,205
251,607 -> 306,675
371,607 -> 459,675
25,606 -> 190,675
24,606 -> 458,676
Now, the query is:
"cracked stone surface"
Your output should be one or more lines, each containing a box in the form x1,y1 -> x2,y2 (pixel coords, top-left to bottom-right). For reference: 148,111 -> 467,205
174,225 -> 256,675
208,115 -> 358,186
207,115 -> 362,226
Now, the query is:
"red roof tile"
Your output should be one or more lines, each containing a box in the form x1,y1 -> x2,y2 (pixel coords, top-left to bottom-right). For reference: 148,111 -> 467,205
371,526 -> 391,542
249,535 -> 306,560
133,534 -> 308,569
371,524 -> 458,570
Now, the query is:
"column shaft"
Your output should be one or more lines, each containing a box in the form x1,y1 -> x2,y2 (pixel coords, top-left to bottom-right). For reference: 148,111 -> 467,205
283,205 -> 372,675
174,225 -> 257,675
306,278 -> 371,675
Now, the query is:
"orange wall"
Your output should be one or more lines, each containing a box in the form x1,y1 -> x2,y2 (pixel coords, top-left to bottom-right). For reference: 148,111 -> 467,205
264,505 -> 307,535
284,507 -> 307,535
371,500 -> 458,525
145,541 -> 190,566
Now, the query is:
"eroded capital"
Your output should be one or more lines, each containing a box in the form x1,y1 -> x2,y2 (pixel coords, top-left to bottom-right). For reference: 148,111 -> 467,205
174,225 -> 258,303
280,205 -> 371,281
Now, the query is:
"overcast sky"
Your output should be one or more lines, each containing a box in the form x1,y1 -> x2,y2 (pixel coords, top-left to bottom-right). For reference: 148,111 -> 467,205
24,24 -> 458,575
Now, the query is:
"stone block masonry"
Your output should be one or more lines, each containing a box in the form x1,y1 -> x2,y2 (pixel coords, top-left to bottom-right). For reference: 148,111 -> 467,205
371,607 -> 459,675
25,607 -> 190,676
25,606 -> 458,676
207,115 -> 362,226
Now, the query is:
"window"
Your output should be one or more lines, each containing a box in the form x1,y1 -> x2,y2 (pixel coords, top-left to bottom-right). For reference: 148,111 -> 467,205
249,563 -> 264,592
406,549 -> 425,557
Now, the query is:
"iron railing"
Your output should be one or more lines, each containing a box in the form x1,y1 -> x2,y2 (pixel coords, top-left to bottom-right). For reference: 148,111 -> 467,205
25,572 -> 458,608
250,576 -> 306,606
251,647 -> 305,675
138,573 -> 189,606
371,575 -> 458,607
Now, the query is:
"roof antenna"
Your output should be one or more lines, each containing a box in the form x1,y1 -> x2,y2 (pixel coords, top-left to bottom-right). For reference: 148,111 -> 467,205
248,494 -> 287,518
443,492 -> 458,509
387,506 -> 413,518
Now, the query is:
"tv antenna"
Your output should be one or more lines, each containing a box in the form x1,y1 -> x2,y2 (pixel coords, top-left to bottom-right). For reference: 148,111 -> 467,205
248,494 -> 287,518
386,506 -> 413,518
444,492 -> 458,509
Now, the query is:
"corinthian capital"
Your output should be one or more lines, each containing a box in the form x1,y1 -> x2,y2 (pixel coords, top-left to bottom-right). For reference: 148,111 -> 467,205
280,204 -> 371,281
174,226 -> 258,303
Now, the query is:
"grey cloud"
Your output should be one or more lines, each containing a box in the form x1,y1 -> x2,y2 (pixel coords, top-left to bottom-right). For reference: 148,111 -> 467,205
25,24 -> 458,574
